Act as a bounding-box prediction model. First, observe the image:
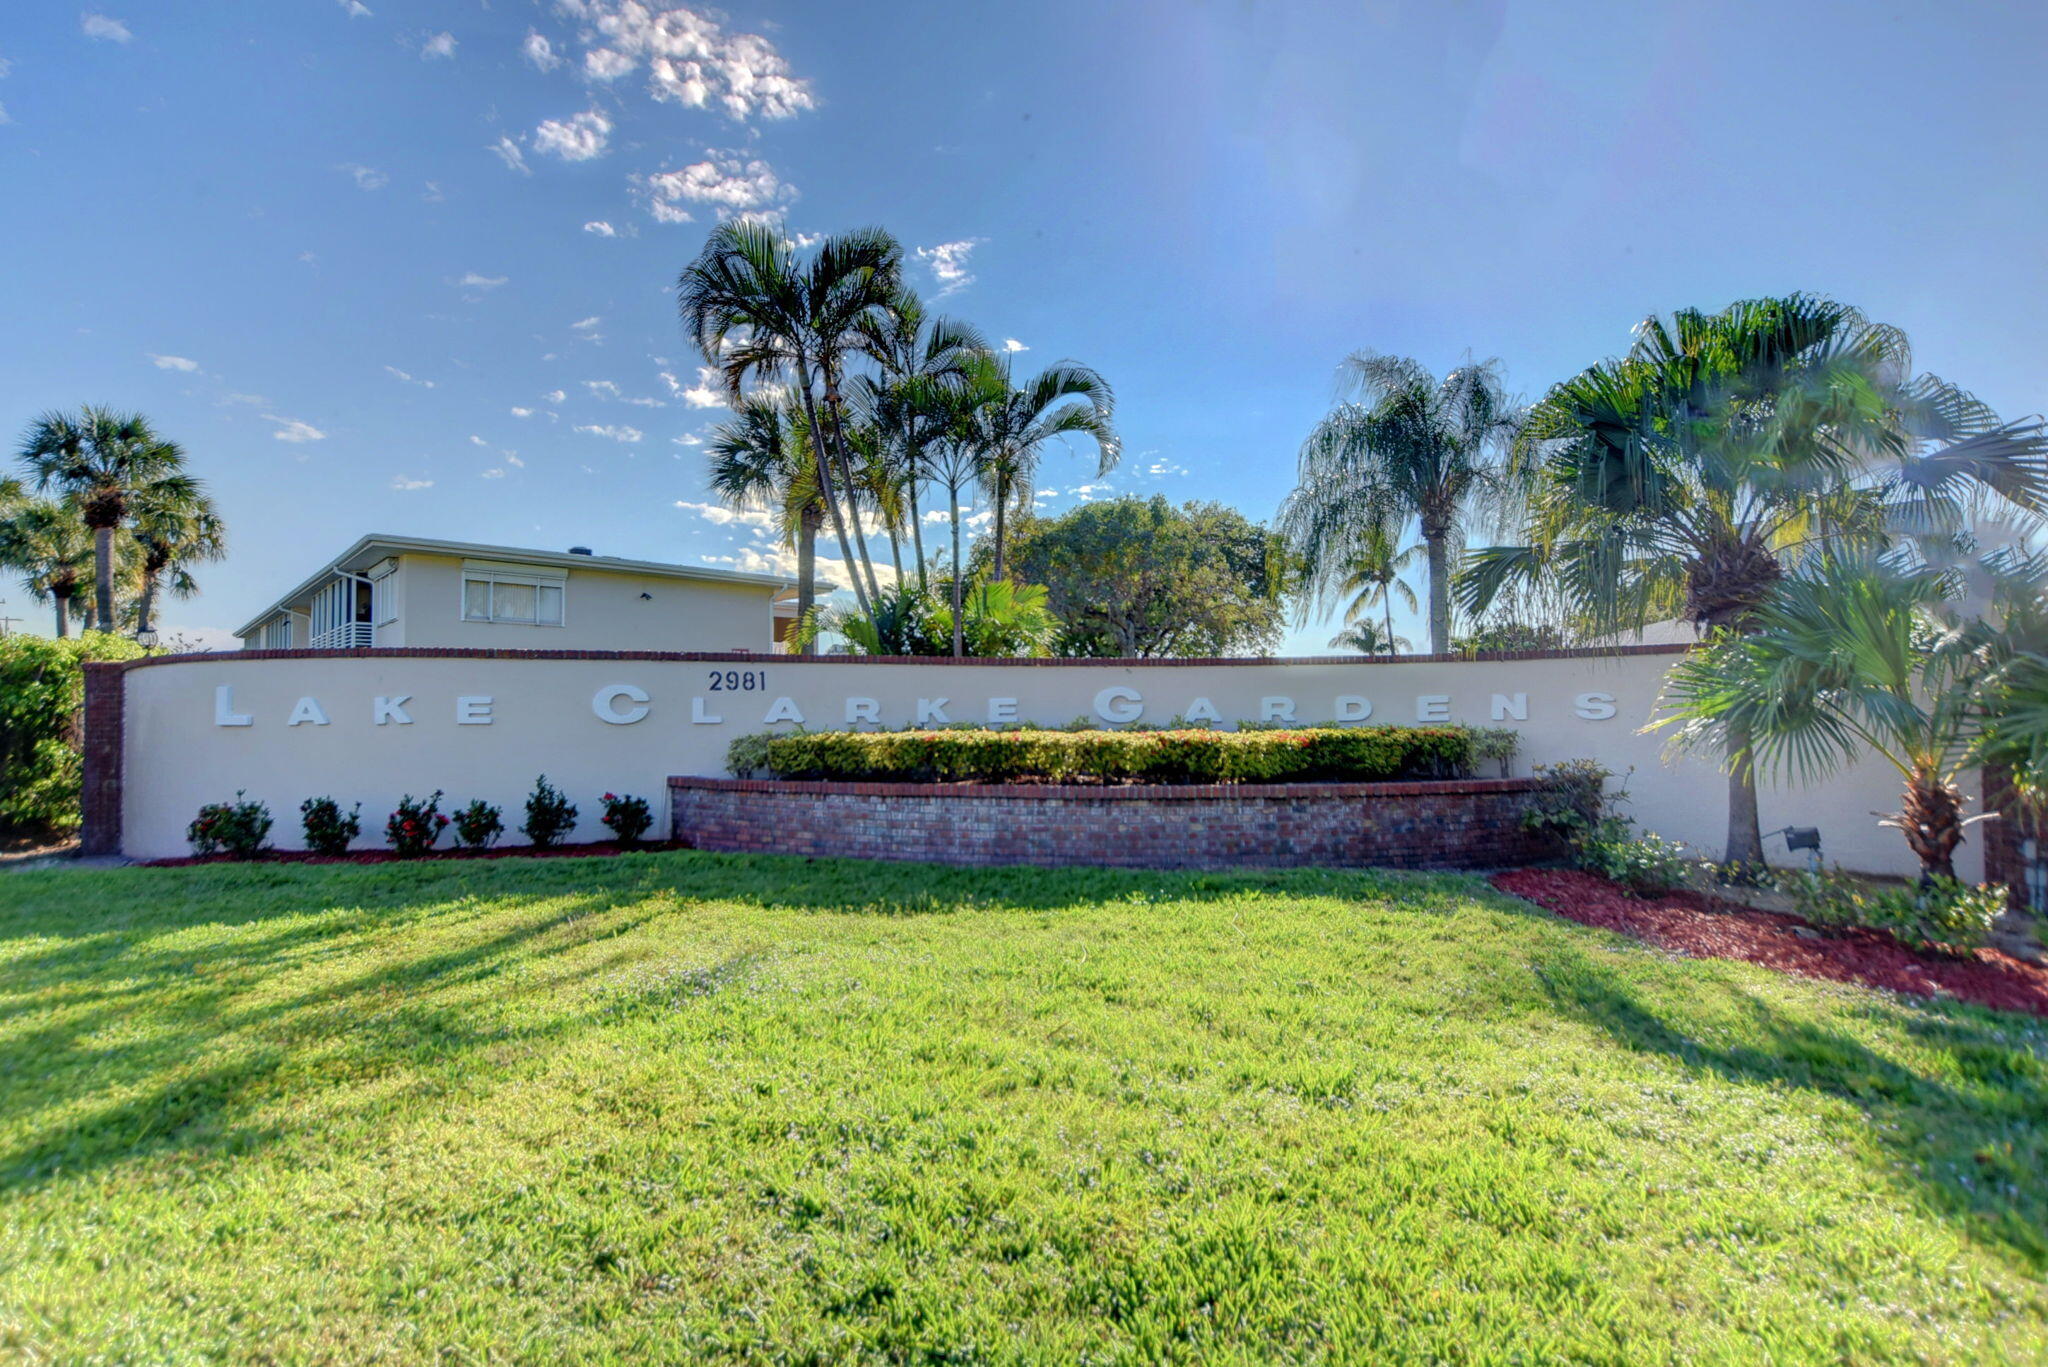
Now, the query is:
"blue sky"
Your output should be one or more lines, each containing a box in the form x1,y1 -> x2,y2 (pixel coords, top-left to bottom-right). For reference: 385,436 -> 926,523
2,0 -> 2044,649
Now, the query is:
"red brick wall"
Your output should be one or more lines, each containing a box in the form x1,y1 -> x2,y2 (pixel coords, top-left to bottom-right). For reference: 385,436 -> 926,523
669,776 -> 1568,871
80,663 -> 125,856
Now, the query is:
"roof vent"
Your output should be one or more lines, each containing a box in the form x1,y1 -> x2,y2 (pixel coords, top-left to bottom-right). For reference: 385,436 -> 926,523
567,546 -> 594,556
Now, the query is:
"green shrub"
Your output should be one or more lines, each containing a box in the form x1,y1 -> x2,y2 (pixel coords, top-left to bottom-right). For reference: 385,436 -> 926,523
1582,831 -> 1691,895
726,731 -> 775,778
451,799 -> 504,850
600,792 -> 654,845
385,791 -> 449,857
750,724 -> 1482,786
1781,867 -> 2004,955
522,775 -> 578,847
0,632 -> 145,833
299,796 -> 361,856
1524,761 -> 1692,893
188,792 -> 273,859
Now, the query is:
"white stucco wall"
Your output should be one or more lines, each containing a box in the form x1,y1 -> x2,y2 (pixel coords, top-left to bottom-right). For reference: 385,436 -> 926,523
115,649 -> 1965,879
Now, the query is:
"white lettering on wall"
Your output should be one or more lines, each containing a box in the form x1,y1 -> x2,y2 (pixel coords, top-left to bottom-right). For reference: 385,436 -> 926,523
593,684 -> 651,725
761,696 -> 804,725
1490,693 -> 1529,722
916,698 -> 950,724
846,697 -> 880,725
287,697 -> 330,727
1417,695 -> 1452,722
1334,695 -> 1372,722
1260,696 -> 1296,723
988,696 -> 1019,724
1094,687 -> 1143,724
1183,697 -> 1221,724
214,684 -> 253,727
1574,691 -> 1618,721
456,696 -> 494,725
690,696 -> 722,725
373,695 -> 413,726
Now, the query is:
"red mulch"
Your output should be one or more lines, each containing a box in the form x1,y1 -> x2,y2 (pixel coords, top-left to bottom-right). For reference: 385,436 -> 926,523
1491,867 -> 2048,1019
144,840 -> 690,868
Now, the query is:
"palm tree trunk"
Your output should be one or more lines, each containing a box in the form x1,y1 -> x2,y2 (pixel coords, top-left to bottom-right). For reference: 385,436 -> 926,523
137,572 -> 159,635
93,524 -> 115,632
1384,593 -> 1396,658
53,591 -> 70,639
949,479 -> 965,659
992,477 -> 1008,583
819,376 -> 883,606
1723,722 -> 1766,870
1900,768 -> 1962,883
908,474 -> 928,592
1423,529 -> 1451,654
795,503 -> 820,656
792,364 -> 873,622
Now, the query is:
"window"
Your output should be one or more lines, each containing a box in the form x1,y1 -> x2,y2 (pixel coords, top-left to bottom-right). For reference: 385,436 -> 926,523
460,562 -> 565,626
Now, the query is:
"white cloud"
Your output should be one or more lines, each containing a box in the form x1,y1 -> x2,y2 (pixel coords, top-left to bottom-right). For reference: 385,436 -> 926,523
510,406 -> 535,418
419,31 -> 457,60
1146,459 -> 1189,477
338,0 -> 371,16
672,432 -> 704,447
488,136 -> 530,175
570,317 -> 601,331
455,271 -> 508,291
481,468 -> 506,479
0,103 -> 11,127
585,379 -> 665,407
146,353 -> 199,372
583,220 -> 617,236
678,366 -> 724,408
0,51 -> 12,78
543,388 -> 567,403
504,452 -> 525,467
522,30 -> 561,71
916,239 -> 983,297
337,163 -> 388,191
533,108 -> 612,162
675,500 -> 774,531
384,365 -> 436,388
555,1 -> 815,121
391,475 -> 434,490
1071,481 -> 1111,501
264,415 -> 326,443
638,150 -> 791,223
574,423 -> 643,443
1002,338 -> 1029,353
81,14 -> 131,42
468,435 -> 488,447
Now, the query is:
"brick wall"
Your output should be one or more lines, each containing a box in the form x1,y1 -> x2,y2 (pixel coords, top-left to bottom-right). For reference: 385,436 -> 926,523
80,663 -> 125,856
669,776 -> 1568,871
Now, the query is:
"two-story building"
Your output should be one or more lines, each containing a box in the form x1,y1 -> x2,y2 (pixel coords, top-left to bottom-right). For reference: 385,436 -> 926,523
234,533 -> 797,653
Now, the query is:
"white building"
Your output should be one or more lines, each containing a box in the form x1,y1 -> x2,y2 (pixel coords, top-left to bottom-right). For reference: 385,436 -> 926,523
234,533 -> 797,653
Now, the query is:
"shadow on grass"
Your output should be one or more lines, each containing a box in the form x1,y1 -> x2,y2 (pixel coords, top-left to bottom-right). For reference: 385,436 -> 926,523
1532,945 -> 2048,1269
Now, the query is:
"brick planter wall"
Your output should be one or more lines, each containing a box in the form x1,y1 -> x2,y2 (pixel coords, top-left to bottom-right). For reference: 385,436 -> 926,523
668,775 -> 1567,871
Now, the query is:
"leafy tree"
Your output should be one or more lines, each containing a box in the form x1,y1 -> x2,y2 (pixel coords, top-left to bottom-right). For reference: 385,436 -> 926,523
1002,496 -> 1286,657
0,498 -> 94,637
1280,352 -> 1517,654
1463,294 -> 2048,866
1452,623 -> 1568,654
0,631 -> 145,832
18,407 -> 187,632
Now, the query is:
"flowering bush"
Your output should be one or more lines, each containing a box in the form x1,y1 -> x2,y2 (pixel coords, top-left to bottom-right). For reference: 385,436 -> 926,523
451,799 -> 504,850
1781,867 -> 2005,955
188,792 -> 273,859
385,790 -> 450,857
299,796 -> 361,856
600,792 -> 653,845
522,775 -> 578,848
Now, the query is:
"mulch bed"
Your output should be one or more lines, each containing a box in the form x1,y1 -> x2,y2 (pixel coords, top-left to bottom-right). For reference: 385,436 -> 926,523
144,841 -> 691,868
1491,868 -> 2048,1018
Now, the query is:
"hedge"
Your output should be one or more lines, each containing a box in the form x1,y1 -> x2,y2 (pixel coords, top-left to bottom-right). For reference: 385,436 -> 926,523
0,632 -> 145,834
742,725 -> 1494,786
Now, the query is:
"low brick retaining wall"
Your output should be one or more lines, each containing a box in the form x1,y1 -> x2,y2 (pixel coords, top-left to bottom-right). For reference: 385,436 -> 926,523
668,775 -> 1567,871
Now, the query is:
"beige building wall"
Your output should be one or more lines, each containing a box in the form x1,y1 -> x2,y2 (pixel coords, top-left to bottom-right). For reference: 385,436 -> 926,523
389,554 -> 777,653
116,650 -> 1961,879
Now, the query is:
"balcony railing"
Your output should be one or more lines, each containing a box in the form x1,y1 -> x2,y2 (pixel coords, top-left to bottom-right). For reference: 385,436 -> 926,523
309,622 -> 376,650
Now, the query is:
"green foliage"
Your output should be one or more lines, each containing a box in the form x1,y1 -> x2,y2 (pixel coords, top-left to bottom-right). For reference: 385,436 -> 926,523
1472,727 -> 1520,775
450,799 -> 504,850
755,723 -> 1480,785
1524,760 -> 1690,894
0,632 -> 144,832
939,580 -> 1060,657
726,732 -> 775,779
186,792 -> 272,859
521,774 -> 578,848
1581,830 -> 1692,895
1454,623 -> 1569,655
297,796 -> 360,856
1781,867 -> 2006,955
599,792 -> 653,845
1001,496 -> 1286,657
384,791 -> 448,857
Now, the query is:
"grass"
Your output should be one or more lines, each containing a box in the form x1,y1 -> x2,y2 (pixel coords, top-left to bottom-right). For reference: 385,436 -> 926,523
1,853 -> 2045,1364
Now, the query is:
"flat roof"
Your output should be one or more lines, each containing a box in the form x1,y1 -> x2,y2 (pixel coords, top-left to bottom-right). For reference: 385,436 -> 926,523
235,532 -> 791,637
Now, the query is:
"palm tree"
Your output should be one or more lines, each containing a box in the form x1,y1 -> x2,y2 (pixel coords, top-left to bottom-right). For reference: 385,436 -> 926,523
1461,293 -> 2048,866
1329,520 -> 1420,657
1328,621 -> 1410,655
129,477 -> 224,636
1279,353 -> 1517,655
967,355 -> 1119,581
680,223 -> 902,620
706,394 -> 827,650
926,365 -> 1003,657
0,498 -> 94,636
18,407 -> 186,632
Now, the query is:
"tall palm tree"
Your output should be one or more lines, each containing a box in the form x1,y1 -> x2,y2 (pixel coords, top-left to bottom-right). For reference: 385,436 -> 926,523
1461,293 -> 2048,866
18,407 -> 187,632
926,369 -> 1002,657
1328,621 -> 1410,656
967,355 -> 1119,581
1279,352 -> 1517,654
1329,520 -> 1420,657
129,476 -> 224,636
680,222 -> 902,620
0,498 -> 94,637
706,393 -> 827,648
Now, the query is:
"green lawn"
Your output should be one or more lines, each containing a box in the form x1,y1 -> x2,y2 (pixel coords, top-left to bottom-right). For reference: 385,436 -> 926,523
1,854 -> 2044,1364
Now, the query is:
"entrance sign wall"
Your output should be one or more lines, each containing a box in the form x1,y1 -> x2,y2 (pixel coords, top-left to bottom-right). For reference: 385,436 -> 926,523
84,646 -> 1961,879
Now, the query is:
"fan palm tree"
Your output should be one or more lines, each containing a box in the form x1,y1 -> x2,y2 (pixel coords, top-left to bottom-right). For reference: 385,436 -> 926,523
1461,294 -> 2048,866
129,476 -> 224,636
679,222 -> 902,619
1328,621 -> 1409,656
705,394 -> 825,650
1328,520 -> 1420,657
0,498 -> 94,636
17,407 -> 187,632
1279,352 -> 1517,655
966,355 -> 1119,581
